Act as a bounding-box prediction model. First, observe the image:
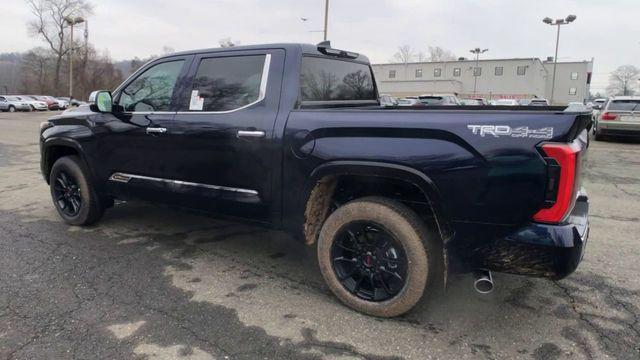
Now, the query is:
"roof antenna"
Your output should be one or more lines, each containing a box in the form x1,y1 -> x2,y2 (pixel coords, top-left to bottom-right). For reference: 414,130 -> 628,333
317,40 -> 331,49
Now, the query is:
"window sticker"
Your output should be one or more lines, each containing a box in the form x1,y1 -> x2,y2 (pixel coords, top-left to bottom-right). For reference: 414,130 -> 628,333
189,90 -> 204,111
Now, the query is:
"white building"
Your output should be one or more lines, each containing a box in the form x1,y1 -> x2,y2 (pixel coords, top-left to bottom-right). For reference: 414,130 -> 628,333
372,57 -> 593,105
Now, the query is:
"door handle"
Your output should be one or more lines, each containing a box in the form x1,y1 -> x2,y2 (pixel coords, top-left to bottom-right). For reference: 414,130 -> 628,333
146,127 -> 167,134
237,130 -> 265,139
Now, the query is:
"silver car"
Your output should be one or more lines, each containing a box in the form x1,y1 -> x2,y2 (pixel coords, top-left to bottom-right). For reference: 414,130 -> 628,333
0,96 -> 31,112
15,96 -> 48,111
594,96 -> 640,140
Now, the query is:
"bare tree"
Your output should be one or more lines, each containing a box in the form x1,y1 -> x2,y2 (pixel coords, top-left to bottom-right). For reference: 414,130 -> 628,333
21,47 -> 52,93
607,65 -> 640,96
25,0 -> 93,93
415,51 -> 428,62
391,45 -> 415,64
427,46 -> 456,62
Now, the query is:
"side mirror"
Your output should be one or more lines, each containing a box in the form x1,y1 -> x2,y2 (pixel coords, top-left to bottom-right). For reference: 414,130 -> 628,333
89,90 -> 113,113
592,105 -> 601,110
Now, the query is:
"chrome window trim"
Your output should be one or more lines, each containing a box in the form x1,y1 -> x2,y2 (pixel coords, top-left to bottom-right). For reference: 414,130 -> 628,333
175,53 -> 271,115
109,172 -> 259,195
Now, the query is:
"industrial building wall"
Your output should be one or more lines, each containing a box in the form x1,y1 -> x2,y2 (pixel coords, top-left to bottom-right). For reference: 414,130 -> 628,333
372,58 -> 593,104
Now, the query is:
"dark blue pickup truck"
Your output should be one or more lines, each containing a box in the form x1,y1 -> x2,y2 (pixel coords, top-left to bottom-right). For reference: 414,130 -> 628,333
40,42 -> 590,317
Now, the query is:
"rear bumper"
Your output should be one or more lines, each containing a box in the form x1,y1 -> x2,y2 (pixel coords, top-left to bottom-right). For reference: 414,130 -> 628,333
598,121 -> 640,137
479,190 -> 589,279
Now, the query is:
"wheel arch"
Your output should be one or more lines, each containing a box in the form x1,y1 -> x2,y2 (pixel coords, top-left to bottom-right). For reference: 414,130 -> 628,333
303,160 -> 452,246
42,138 -> 93,185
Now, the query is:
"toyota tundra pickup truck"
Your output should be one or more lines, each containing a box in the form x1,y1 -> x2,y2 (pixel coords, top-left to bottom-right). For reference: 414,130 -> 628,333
40,42 -> 590,317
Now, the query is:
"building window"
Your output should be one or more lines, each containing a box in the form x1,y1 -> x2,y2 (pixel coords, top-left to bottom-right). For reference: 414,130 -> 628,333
415,69 -> 422,78
495,66 -> 503,76
570,72 -> 578,80
388,70 -> 396,79
434,68 -> 442,77
517,66 -> 526,76
569,87 -> 577,95
473,67 -> 482,76
453,68 -> 461,77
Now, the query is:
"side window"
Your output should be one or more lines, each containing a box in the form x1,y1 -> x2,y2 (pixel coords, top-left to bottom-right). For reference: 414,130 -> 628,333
190,55 -> 266,112
389,70 -> 396,78
434,68 -> 442,77
517,66 -> 526,76
453,68 -> 461,77
495,66 -> 503,76
118,60 -> 184,112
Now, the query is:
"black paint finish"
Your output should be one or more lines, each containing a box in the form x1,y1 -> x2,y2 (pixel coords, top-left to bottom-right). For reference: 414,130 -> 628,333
40,43 -> 590,278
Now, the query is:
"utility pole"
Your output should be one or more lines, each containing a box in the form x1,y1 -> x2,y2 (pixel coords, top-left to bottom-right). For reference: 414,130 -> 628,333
543,15 -> 577,105
323,0 -> 329,41
470,48 -> 488,97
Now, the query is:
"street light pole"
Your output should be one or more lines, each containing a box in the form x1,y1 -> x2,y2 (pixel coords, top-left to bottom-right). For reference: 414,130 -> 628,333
470,48 -> 488,97
323,0 -> 329,41
543,15 -> 577,105
65,16 -> 85,100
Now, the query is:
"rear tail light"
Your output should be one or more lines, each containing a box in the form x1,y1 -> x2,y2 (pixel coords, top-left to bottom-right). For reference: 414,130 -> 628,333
533,142 -> 581,224
600,112 -> 617,120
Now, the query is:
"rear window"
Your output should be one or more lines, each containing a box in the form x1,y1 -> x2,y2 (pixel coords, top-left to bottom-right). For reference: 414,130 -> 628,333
609,100 -> 640,111
300,57 -> 376,102
418,96 -> 444,105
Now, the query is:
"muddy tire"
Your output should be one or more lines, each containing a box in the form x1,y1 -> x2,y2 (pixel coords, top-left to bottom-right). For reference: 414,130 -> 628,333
50,155 -> 105,226
317,196 -> 437,317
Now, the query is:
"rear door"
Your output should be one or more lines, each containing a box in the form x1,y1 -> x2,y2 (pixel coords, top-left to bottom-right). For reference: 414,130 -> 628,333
148,49 -> 285,222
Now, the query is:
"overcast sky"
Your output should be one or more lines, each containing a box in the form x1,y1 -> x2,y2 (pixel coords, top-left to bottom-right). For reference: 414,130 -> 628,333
3,0 -> 639,92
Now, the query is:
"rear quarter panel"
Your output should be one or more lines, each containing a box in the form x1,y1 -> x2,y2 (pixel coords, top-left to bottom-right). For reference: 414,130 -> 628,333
283,109 -> 580,231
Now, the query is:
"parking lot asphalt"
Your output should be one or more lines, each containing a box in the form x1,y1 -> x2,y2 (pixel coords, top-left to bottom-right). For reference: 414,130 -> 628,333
0,111 -> 639,360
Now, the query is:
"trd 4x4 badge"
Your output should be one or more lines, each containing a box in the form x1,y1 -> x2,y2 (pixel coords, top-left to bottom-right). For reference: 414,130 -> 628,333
467,125 -> 554,139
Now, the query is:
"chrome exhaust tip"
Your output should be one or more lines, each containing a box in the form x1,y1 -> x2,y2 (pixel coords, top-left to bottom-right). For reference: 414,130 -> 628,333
473,269 -> 494,294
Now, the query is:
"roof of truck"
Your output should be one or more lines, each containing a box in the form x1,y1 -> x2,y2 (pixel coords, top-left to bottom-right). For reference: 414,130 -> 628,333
162,43 -> 371,64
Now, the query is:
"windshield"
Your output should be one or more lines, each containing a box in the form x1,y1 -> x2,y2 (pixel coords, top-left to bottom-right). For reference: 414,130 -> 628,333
609,100 -> 640,111
300,56 -> 376,102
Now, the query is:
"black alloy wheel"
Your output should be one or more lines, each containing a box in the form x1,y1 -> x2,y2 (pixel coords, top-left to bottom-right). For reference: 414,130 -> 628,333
53,170 -> 82,217
331,221 -> 408,302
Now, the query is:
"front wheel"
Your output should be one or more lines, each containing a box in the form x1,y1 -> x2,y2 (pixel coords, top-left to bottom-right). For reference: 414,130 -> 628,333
317,196 -> 437,317
50,156 -> 105,225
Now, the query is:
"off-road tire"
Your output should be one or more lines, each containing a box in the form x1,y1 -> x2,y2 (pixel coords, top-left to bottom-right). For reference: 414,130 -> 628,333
317,196 -> 438,317
50,155 -> 105,225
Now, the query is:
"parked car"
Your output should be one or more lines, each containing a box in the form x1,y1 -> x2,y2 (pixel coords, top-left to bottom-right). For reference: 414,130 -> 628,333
379,94 -> 398,106
518,99 -> 531,106
396,98 -> 418,107
40,42 -> 590,317
593,96 -> 640,140
460,98 -> 486,106
0,95 -> 31,112
415,93 -> 461,106
27,95 -> 59,110
529,98 -> 550,106
494,99 -> 519,106
56,97 -> 86,107
16,95 -> 48,111
591,98 -> 607,121
51,97 -> 69,110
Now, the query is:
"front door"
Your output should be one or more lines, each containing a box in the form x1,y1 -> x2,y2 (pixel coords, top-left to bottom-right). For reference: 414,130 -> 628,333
100,56 -> 192,203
